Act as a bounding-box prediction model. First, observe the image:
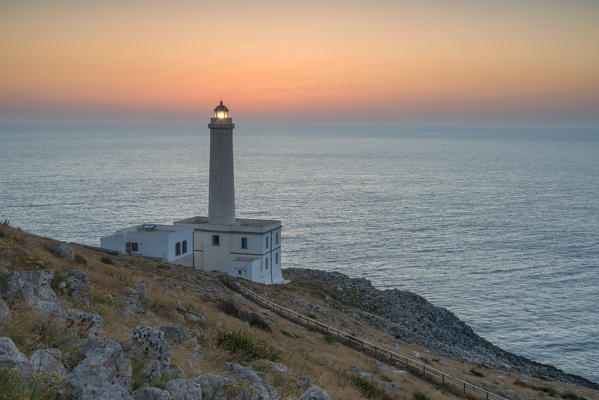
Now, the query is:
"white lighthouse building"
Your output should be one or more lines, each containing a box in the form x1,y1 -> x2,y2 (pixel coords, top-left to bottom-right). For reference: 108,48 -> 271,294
174,102 -> 284,284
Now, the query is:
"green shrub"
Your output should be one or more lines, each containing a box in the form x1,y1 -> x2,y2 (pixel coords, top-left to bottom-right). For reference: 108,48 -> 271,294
74,254 -> 87,265
412,391 -> 431,400
561,392 -> 586,400
470,368 -> 485,377
217,300 -> 271,332
0,368 -> 69,400
50,270 -> 65,292
100,256 -> 113,265
348,373 -> 396,400
216,329 -> 280,362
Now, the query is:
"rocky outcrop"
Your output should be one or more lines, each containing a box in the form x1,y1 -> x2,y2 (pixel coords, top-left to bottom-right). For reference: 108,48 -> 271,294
222,362 -> 277,399
118,296 -> 144,314
285,268 -> 598,389
67,309 -> 103,337
160,323 -> 188,345
164,378 -> 203,400
299,385 -> 331,400
0,269 -> 63,315
64,269 -> 91,306
133,386 -> 172,400
251,359 -> 290,378
0,337 -> 29,371
46,243 -> 75,261
123,326 -> 171,385
61,337 -> 132,400
0,298 -> 9,322
29,348 -> 66,377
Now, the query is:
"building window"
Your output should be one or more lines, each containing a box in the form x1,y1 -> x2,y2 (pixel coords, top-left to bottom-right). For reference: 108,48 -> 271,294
241,237 -> 248,249
275,232 -> 279,244
265,257 -> 269,269
265,236 -> 269,249
275,252 -> 279,264
126,242 -> 139,253
212,235 -> 220,246
175,242 -> 181,256
182,240 -> 187,254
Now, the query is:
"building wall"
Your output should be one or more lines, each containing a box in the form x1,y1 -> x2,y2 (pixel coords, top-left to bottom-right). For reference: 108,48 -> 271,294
100,228 -> 193,264
192,227 -> 283,283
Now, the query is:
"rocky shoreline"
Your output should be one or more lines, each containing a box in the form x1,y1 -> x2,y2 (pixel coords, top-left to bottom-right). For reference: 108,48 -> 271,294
284,268 -> 598,390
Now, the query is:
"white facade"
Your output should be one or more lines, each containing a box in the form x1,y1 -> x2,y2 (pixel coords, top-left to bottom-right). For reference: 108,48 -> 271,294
174,216 -> 283,284
100,224 -> 194,266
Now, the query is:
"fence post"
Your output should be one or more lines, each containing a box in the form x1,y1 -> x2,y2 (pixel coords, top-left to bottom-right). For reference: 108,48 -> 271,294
463,382 -> 466,395
442,374 -> 444,385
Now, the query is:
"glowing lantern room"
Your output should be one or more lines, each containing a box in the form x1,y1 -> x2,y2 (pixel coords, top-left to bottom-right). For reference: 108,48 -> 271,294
214,101 -> 229,119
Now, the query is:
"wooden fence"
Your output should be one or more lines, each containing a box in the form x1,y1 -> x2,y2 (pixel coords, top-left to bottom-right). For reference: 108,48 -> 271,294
222,278 -> 509,400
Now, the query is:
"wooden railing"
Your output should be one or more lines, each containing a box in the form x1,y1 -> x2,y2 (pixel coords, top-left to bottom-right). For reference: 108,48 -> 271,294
222,278 -> 509,400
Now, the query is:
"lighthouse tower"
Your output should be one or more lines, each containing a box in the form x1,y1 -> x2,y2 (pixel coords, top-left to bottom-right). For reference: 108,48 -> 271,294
208,101 -> 235,225
173,101 -> 284,284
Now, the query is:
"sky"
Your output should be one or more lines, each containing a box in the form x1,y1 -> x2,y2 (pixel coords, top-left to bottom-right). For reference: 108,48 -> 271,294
1,0 -> 598,125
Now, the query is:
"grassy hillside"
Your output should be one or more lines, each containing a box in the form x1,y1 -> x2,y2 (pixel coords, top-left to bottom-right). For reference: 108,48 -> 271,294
0,222 -> 596,400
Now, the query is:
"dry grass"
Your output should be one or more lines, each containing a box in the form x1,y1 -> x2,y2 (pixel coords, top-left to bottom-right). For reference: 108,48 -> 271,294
0,223 -> 597,400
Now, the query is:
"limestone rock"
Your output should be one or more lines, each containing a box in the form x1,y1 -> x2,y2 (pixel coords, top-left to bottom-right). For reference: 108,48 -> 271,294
123,326 -> 171,384
165,377 -> 203,400
0,270 -> 63,316
133,387 -> 172,400
64,269 -> 91,306
67,309 -> 103,337
29,348 -> 65,377
299,385 -> 331,400
193,374 -> 244,400
46,243 -> 75,261
297,376 -> 310,388
118,295 -> 144,314
251,359 -> 290,378
222,362 -> 277,399
160,323 -> 188,345
0,337 -> 29,371
61,337 -> 132,399
123,326 -> 170,364
0,298 -> 10,322
163,363 -> 185,379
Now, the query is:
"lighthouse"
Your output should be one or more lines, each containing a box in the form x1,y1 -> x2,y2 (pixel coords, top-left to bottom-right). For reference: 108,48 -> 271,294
173,101 -> 284,284
208,101 -> 235,225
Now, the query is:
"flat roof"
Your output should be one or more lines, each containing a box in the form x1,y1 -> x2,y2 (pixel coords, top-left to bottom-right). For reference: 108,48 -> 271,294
174,216 -> 281,233
175,216 -> 280,227
114,224 -> 193,234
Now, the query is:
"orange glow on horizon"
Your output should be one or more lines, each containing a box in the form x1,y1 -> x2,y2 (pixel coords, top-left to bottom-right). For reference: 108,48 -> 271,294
1,1 -> 598,123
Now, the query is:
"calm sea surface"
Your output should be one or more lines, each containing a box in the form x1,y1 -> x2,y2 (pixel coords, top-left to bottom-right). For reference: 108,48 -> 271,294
1,124 -> 598,381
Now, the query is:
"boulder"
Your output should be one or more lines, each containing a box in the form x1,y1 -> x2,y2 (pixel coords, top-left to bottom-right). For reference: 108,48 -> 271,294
0,298 -> 10,322
297,376 -> 310,388
67,309 -> 103,337
123,326 -> 170,364
29,348 -> 65,377
0,337 -> 29,371
123,326 -> 171,384
222,362 -> 277,400
133,387 -> 172,400
299,385 -> 331,400
61,337 -> 132,399
165,378 -> 203,400
163,363 -> 185,379
64,269 -> 91,306
160,323 -> 188,345
251,359 -> 290,378
46,243 -> 75,261
119,296 -> 144,314
0,270 -> 64,315
193,374 -> 244,400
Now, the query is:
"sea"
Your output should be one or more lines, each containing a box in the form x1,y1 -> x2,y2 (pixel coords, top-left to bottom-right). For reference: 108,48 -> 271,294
1,123 -> 598,382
